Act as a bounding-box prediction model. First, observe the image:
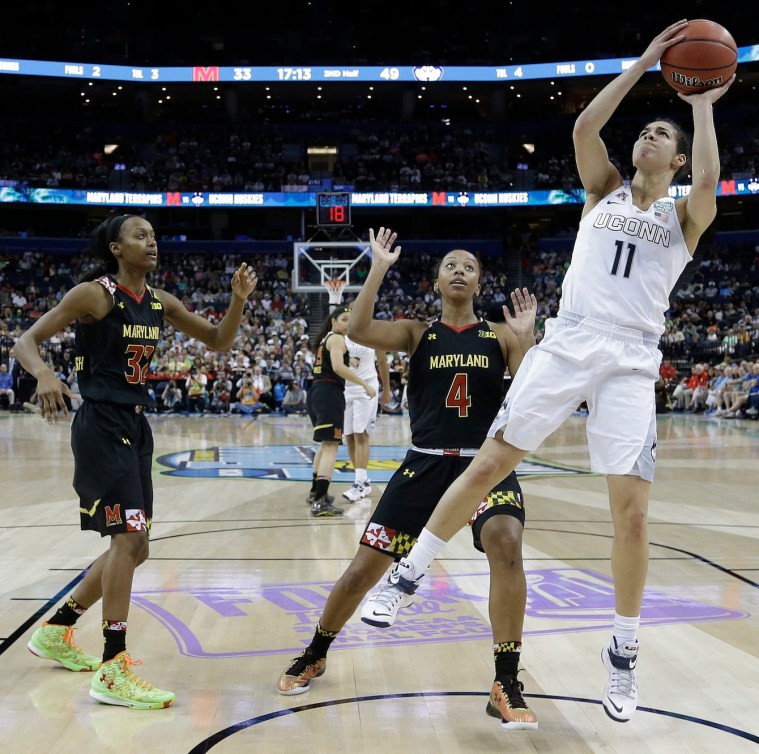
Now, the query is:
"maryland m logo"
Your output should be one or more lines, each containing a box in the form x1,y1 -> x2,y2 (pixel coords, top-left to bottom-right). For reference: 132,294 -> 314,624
104,505 -> 122,527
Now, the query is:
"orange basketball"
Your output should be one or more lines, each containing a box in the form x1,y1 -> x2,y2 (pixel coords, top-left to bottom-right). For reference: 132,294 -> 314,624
660,19 -> 737,94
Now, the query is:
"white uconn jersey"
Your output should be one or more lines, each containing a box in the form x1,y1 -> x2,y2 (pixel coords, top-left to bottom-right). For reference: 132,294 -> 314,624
560,188 -> 691,336
345,336 -> 379,395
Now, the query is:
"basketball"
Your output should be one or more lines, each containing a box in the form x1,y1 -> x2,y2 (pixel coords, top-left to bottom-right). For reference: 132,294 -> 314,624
660,19 -> 737,94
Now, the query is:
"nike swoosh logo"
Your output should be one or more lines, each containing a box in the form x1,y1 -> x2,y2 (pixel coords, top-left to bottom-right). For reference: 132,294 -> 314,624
609,698 -> 624,714
629,657 -> 637,669
372,611 -> 386,617
606,200 -> 625,205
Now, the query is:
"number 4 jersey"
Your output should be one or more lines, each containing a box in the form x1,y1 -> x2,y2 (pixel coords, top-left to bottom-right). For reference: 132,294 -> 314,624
559,188 -> 690,336
406,320 -> 506,449
75,275 -> 163,406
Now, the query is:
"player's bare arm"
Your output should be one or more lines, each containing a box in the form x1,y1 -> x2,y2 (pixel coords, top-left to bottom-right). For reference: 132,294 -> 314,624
13,282 -> 112,422
678,75 -> 735,252
347,227 -> 426,355
574,20 -> 688,210
156,262 -> 257,352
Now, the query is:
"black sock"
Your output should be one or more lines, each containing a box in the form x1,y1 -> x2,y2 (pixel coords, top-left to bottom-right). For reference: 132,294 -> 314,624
308,623 -> 338,659
314,477 -> 330,499
310,472 -> 318,493
49,597 -> 87,627
494,641 -> 522,680
102,621 -> 127,662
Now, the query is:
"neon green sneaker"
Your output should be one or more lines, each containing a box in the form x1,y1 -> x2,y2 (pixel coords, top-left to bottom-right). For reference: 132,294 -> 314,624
89,652 -> 175,710
27,622 -> 100,672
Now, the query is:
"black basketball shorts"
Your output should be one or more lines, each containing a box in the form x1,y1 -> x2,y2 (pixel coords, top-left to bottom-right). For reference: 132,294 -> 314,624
360,449 -> 526,558
306,380 -> 346,442
71,401 -> 154,537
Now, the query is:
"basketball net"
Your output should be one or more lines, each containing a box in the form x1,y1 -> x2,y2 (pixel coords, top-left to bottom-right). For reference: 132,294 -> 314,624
323,278 -> 346,306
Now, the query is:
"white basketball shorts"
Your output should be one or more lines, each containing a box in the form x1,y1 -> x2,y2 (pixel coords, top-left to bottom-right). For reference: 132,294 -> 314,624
344,382 -> 379,436
488,311 -> 660,480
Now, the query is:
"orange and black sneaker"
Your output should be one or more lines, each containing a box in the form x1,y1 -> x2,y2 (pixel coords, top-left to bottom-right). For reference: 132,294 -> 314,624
485,674 -> 539,730
276,650 -> 327,695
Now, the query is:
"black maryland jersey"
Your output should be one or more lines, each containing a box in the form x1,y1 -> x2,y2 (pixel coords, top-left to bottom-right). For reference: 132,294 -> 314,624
311,332 -> 349,386
407,320 -> 506,448
75,276 -> 163,406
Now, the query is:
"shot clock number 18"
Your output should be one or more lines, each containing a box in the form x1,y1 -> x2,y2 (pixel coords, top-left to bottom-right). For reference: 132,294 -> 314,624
316,192 -> 352,227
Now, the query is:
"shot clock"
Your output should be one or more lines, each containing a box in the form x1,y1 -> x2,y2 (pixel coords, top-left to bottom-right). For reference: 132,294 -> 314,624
316,192 -> 352,227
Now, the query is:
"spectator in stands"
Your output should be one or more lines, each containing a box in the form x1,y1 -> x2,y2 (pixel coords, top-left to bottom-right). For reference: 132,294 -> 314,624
250,364 -> 274,411
161,379 -> 184,412
0,362 -> 15,408
209,373 -> 232,414
719,362 -> 758,418
233,376 -> 268,415
281,381 -> 307,415
672,364 -> 701,410
185,365 -> 208,414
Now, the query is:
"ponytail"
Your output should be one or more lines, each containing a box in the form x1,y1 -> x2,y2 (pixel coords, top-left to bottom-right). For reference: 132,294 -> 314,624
77,214 -> 137,283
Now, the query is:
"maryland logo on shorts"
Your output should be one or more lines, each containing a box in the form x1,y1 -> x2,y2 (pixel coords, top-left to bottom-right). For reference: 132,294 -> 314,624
361,522 -> 416,557
125,509 -> 148,532
469,489 -> 523,524
104,504 -> 122,527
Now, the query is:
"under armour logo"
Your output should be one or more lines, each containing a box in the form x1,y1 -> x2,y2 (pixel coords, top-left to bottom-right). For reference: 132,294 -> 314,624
121,437 -> 131,445
402,468 -> 415,478
427,333 -> 437,340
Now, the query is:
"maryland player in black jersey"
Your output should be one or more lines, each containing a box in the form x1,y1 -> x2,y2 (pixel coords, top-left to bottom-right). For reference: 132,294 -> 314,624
14,214 -> 257,710
277,228 -> 539,730
306,306 -> 377,517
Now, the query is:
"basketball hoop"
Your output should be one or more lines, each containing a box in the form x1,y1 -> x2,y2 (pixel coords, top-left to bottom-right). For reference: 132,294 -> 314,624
323,278 -> 346,306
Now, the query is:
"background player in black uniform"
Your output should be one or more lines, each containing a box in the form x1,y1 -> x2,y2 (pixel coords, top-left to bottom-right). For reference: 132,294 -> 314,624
306,306 -> 377,517
14,214 -> 258,710
277,227 -> 539,730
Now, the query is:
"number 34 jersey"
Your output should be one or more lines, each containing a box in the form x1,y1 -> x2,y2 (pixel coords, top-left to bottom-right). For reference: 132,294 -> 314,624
75,275 -> 163,406
406,320 -> 506,449
560,187 -> 690,336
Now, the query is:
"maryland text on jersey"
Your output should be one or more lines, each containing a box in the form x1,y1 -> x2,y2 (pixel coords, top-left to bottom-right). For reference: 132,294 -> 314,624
429,353 -> 490,369
122,324 -> 160,339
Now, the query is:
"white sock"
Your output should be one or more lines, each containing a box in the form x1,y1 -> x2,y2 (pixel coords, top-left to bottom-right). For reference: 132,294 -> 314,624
612,613 -> 640,645
402,528 -> 446,579
355,468 -> 368,485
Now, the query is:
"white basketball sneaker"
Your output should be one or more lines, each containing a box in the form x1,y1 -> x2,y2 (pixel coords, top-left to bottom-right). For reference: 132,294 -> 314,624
601,637 -> 639,722
360,559 -> 425,627
342,483 -> 364,503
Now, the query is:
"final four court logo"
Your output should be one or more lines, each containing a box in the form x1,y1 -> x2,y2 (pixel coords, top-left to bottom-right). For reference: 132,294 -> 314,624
156,444 -> 597,482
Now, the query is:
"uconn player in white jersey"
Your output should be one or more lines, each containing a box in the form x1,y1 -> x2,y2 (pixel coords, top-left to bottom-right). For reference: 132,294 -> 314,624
341,336 -> 390,502
361,20 -> 735,724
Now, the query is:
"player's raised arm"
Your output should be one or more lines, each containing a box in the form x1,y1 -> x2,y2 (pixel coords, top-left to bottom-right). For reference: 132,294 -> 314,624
347,227 -> 424,355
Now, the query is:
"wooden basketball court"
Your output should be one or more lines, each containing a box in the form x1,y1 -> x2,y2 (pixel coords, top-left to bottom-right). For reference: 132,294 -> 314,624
1,408 -> 757,753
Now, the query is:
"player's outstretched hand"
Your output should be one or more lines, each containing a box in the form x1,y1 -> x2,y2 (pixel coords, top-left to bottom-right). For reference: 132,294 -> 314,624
503,287 -> 537,337
639,19 -> 688,69
231,262 -> 258,300
368,227 -> 401,267
678,73 -> 735,105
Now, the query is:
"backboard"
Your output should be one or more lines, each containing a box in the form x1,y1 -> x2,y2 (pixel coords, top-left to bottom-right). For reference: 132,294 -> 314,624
292,241 -> 370,293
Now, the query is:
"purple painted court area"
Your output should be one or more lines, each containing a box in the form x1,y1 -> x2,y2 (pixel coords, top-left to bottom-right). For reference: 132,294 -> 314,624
131,568 -> 748,659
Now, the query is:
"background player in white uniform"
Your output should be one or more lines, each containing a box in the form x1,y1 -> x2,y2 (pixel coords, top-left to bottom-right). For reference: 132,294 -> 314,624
361,20 -> 734,724
342,336 -> 390,502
